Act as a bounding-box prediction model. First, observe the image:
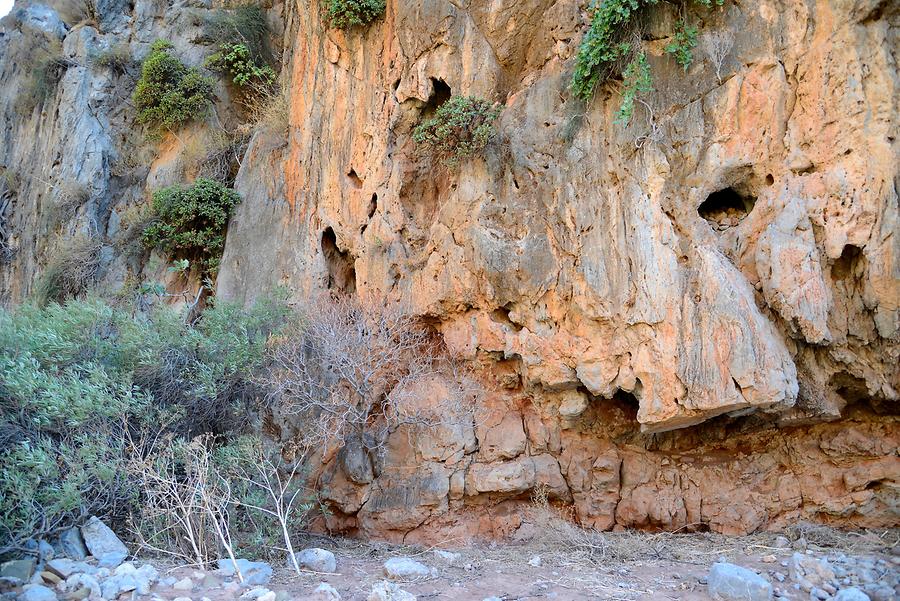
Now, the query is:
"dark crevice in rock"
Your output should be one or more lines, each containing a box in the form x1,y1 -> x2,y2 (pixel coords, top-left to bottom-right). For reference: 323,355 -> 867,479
367,193 -> 377,219
831,244 -> 863,280
420,78 -> 452,120
491,303 -> 523,332
699,186 -> 756,230
321,227 -> 356,295
347,168 -> 363,189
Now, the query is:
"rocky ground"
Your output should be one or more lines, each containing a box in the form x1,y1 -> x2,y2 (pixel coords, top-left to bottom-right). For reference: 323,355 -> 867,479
2,519 -> 897,601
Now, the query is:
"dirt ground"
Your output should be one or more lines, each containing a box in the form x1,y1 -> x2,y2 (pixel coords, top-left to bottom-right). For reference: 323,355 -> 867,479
149,525 -> 899,601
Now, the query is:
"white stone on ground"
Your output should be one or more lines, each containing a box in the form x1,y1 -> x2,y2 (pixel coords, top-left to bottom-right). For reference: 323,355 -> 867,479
20,584 -> 57,601
383,557 -> 431,580
291,548 -> 337,573
310,582 -> 341,600
835,589 -> 871,601
707,562 -> 772,601
432,550 -> 460,565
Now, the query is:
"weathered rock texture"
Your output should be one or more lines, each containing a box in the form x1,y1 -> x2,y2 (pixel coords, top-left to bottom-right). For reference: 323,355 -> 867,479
1,0 -> 898,539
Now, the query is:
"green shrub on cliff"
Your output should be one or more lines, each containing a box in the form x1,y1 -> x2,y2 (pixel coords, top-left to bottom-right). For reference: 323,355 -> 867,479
413,96 -> 501,166
324,0 -> 385,29
572,0 -> 724,124
132,41 -> 215,130
206,42 -> 276,90
142,178 -> 241,276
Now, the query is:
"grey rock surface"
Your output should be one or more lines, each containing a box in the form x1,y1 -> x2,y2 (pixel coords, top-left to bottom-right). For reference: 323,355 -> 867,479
291,548 -> 337,573
708,562 -> 773,601
216,559 -> 273,586
383,558 -> 431,581
367,580 -> 416,601
56,529 -> 88,561
80,518 -> 128,562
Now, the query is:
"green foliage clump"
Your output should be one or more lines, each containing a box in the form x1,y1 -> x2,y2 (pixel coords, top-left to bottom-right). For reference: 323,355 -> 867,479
324,0 -> 386,29
665,19 -> 699,71
132,40 -> 215,130
0,295 -> 288,556
413,96 -> 501,166
616,51 -> 652,125
142,178 -> 241,276
572,0 -> 724,125
204,5 -> 273,67
206,42 -> 276,89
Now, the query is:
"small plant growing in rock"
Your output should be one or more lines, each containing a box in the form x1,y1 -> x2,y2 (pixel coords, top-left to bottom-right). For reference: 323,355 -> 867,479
15,44 -> 72,114
93,42 -> 133,75
571,0 -> 724,125
324,0 -> 386,29
132,41 -> 215,130
206,42 -> 277,96
142,178 -> 241,276
664,20 -> 699,71
413,96 -> 501,166
32,234 -> 103,307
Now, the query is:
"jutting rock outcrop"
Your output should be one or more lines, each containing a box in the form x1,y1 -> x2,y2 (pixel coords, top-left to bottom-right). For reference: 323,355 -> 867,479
0,0 -> 897,541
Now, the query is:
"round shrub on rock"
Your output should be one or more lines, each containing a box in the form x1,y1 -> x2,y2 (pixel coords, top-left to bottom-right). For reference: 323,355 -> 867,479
413,96 -> 501,166
142,178 -> 241,276
133,40 -> 215,130
324,0 -> 386,29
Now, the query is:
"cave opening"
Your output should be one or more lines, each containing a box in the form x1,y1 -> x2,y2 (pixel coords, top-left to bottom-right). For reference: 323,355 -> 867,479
831,244 -> 863,280
698,187 -> 756,230
321,227 -> 356,295
421,78 -> 452,119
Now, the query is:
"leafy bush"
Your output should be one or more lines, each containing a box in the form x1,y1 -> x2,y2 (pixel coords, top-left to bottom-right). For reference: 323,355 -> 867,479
0,296 -> 288,557
665,20 -> 699,71
413,96 -> 501,166
616,51 -> 652,125
204,5 -> 273,67
142,178 -> 241,276
571,0 -> 723,124
132,40 -> 215,130
324,0 -> 386,29
206,42 -> 276,89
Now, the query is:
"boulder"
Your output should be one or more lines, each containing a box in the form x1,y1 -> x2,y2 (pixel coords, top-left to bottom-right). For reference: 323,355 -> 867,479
79,518 -> 128,566
63,574 -> 100,600
788,553 -> 835,588
45,559 -> 95,579
383,558 -> 431,581
707,562 -> 772,601
173,577 -> 194,591
0,560 -> 35,581
0,577 -> 22,594
367,581 -> 416,601
216,559 -> 273,586
56,529 -> 88,561
19,584 -> 57,601
290,548 -> 336,573
310,583 -> 341,601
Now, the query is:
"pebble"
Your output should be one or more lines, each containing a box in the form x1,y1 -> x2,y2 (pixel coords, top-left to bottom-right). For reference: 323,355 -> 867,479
173,577 -> 194,591
762,555 -> 777,563
528,556 -> 542,567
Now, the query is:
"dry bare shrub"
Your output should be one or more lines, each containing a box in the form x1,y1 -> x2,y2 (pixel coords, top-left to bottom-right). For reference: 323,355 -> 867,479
703,30 -> 734,84
49,0 -> 99,26
0,169 -> 14,263
47,180 -> 91,228
128,434 -> 234,570
261,295 -> 476,458
33,234 -> 103,306
248,82 -> 290,139
183,129 -> 251,184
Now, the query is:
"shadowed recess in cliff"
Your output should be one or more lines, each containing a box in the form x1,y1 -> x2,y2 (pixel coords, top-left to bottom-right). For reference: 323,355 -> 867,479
322,226 -> 356,294
698,186 -> 756,230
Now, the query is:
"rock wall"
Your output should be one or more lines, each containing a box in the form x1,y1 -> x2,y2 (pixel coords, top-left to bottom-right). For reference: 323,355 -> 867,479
1,0 -> 898,540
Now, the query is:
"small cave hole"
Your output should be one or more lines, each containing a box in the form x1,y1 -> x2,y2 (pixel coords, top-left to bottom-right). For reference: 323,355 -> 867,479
321,227 -> 356,295
367,193 -> 377,219
831,244 -> 863,280
420,78 -> 452,119
698,187 -> 756,231
765,174 -> 774,186
490,304 -> 523,332
346,168 -> 363,189
612,389 -> 640,421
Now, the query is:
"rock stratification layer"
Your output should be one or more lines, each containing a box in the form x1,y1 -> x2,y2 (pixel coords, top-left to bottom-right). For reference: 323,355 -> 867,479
1,0 -> 898,539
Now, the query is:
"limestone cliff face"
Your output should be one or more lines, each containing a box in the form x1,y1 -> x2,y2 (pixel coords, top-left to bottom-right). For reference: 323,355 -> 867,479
1,0 -> 898,540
